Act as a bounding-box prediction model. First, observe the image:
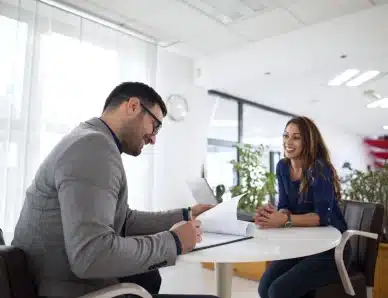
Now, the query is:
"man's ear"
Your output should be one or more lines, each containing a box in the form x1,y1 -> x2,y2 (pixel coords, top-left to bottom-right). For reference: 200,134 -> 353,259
126,97 -> 141,114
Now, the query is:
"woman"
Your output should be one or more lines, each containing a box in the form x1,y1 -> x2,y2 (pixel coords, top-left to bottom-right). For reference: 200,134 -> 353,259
255,116 -> 349,298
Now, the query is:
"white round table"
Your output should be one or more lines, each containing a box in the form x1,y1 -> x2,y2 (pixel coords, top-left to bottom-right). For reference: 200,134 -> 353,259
178,227 -> 342,298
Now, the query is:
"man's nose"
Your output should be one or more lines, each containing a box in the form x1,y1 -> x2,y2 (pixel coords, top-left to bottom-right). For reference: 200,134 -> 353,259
149,135 -> 156,145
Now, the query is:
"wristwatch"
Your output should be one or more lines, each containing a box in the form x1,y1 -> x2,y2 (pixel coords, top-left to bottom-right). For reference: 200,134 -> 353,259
283,213 -> 292,228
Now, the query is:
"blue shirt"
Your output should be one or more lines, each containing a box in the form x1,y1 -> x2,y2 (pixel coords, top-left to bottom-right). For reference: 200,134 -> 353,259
276,159 -> 347,233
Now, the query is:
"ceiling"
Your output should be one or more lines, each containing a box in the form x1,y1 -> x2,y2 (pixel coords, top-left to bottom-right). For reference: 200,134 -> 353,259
196,3 -> 388,136
57,0 -> 388,57
56,0 -> 388,136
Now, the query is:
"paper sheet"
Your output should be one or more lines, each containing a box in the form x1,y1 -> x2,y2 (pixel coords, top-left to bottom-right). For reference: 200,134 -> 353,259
196,194 -> 256,237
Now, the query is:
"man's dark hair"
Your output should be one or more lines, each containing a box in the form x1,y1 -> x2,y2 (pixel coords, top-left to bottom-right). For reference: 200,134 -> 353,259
103,82 -> 167,116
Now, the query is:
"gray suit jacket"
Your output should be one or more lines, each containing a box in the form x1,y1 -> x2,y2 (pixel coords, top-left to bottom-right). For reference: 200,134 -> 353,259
12,118 -> 184,298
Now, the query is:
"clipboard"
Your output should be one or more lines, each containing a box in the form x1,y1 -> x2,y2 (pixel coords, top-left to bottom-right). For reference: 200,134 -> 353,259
192,235 -> 253,252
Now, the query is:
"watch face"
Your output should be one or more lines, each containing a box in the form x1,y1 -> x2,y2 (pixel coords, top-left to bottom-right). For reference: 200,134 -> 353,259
166,94 -> 188,122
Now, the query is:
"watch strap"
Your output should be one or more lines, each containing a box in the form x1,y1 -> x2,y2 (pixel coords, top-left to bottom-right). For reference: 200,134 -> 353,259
285,213 -> 292,228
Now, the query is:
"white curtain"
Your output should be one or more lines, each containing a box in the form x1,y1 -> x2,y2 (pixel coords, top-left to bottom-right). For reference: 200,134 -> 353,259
0,0 -> 157,244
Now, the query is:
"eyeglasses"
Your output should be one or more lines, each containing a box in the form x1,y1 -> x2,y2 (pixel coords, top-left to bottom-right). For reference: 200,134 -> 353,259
114,94 -> 162,135
140,103 -> 162,135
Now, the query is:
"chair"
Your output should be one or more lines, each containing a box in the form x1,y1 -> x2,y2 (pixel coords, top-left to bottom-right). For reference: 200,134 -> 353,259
315,200 -> 385,298
0,228 -> 152,298
0,228 -> 4,245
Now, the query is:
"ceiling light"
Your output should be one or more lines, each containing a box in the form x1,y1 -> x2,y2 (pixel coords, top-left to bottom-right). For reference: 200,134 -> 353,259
383,126 -> 388,130
346,70 -> 380,87
366,98 -> 388,109
328,69 -> 360,86
184,0 -> 264,24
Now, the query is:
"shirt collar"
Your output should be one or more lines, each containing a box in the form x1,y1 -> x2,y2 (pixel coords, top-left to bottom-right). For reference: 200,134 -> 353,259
98,118 -> 123,154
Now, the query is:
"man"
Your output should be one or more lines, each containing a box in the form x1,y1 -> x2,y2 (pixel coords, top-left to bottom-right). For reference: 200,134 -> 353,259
12,82 -> 217,298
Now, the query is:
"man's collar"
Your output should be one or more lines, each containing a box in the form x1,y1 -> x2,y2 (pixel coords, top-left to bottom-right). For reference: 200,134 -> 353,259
98,118 -> 123,154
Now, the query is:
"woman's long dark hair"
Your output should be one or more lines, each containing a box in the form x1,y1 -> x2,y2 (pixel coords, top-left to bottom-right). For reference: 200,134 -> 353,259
284,116 -> 341,200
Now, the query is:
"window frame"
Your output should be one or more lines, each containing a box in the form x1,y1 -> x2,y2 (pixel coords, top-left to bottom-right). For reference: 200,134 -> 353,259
204,90 -> 297,188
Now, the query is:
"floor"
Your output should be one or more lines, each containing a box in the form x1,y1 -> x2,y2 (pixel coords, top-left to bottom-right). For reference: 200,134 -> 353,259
160,261 -> 259,298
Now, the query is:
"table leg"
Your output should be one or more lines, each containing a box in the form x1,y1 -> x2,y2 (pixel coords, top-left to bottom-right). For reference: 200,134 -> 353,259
215,263 -> 233,298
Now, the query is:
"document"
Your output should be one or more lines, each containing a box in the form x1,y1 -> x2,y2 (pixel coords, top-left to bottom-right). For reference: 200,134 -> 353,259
193,194 -> 256,250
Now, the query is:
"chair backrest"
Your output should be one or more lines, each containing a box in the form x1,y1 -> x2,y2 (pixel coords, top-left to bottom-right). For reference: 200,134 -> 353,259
341,200 -> 385,287
0,229 -> 38,298
0,229 -> 5,245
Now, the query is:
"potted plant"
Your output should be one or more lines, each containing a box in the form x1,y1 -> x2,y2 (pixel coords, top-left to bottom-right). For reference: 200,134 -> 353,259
342,164 -> 388,242
201,143 -> 276,278
229,143 -> 277,213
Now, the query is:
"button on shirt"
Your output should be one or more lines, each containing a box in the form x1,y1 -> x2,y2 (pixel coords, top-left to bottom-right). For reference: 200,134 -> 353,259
276,159 -> 347,233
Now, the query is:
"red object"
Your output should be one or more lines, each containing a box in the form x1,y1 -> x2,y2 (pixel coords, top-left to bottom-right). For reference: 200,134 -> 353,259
370,151 -> 388,159
364,139 -> 388,149
374,161 -> 386,168
364,138 -> 388,169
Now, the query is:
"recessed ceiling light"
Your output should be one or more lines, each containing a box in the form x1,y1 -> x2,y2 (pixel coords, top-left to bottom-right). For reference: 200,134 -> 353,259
184,0 -> 263,24
383,126 -> 388,130
366,98 -> 388,109
346,70 -> 380,87
328,69 -> 360,86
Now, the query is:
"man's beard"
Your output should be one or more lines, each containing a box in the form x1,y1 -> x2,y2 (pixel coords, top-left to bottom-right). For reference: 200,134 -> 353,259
120,116 -> 144,156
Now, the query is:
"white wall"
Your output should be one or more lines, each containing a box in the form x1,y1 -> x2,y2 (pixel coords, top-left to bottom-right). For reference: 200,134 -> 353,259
317,122 -> 371,172
152,48 -> 215,210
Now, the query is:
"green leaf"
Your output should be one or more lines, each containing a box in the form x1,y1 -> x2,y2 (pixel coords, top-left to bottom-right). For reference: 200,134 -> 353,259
230,143 -> 277,212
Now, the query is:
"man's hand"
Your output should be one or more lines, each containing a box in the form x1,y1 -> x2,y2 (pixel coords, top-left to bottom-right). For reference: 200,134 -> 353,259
190,204 -> 215,219
170,220 -> 202,254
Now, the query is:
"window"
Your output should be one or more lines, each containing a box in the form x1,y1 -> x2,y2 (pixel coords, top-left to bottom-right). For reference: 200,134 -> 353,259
242,105 -> 285,150
0,15 -> 28,119
206,97 -> 239,189
206,140 -> 238,191
204,92 -> 293,195
0,10 -> 29,242
208,97 -> 238,142
0,0 -> 156,243
39,32 -> 120,128
242,104 -> 287,169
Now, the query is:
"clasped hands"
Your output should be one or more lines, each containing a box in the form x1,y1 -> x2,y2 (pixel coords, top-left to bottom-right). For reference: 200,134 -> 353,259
254,203 -> 288,229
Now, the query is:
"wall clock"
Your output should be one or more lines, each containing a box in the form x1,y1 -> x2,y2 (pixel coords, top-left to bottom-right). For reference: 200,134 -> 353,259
166,94 -> 188,122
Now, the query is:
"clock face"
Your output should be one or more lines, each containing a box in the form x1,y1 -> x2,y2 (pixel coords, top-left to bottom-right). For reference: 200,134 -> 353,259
166,94 -> 188,122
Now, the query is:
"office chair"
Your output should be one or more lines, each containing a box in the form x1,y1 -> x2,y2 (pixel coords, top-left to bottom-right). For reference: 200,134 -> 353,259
0,228 -> 152,298
315,200 -> 384,298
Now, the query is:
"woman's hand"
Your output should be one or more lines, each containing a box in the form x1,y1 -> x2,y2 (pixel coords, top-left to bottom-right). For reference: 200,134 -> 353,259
256,212 -> 288,229
254,203 -> 276,221
254,203 -> 287,229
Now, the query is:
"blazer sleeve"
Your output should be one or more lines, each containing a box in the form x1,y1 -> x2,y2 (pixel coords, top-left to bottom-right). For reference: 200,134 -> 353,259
310,163 -> 334,226
55,134 -> 178,279
276,161 -> 290,211
123,208 -> 185,236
